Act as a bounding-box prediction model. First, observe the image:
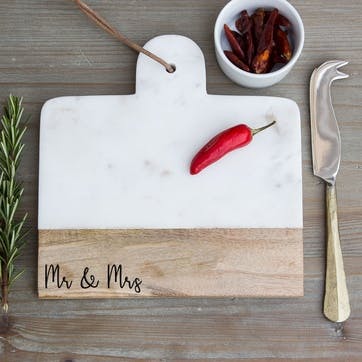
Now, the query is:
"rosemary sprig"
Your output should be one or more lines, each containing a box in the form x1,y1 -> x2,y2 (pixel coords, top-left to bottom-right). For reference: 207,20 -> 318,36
0,95 -> 27,315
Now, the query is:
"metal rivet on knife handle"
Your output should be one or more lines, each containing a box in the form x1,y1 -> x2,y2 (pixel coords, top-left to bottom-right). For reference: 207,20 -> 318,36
309,60 -> 350,323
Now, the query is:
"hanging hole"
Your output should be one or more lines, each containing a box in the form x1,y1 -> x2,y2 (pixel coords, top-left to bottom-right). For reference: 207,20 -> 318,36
166,64 -> 176,73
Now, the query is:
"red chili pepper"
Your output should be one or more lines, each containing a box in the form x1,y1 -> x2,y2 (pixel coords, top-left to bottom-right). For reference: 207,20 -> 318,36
271,46 -> 288,64
252,48 -> 272,74
251,9 -> 278,73
244,28 -> 255,67
231,30 -> 241,43
224,51 -> 250,72
274,28 -> 292,61
190,120 -> 276,175
252,8 -> 265,43
231,30 -> 245,49
265,11 -> 291,28
236,11 -> 254,66
257,8 -> 278,53
236,10 -> 252,35
277,13 -> 291,28
224,24 -> 245,61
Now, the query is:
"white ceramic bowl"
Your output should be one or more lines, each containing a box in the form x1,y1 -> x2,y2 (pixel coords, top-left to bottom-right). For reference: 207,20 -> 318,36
214,0 -> 304,88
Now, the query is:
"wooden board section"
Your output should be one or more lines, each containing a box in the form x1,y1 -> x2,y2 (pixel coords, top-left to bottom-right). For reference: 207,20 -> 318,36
38,228 -> 303,298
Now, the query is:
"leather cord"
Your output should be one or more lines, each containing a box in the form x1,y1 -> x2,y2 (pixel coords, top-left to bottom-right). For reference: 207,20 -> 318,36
74,0 -> 175,73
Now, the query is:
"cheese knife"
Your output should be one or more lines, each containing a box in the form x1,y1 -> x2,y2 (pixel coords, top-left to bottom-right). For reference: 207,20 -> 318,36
310,60 -> 351,323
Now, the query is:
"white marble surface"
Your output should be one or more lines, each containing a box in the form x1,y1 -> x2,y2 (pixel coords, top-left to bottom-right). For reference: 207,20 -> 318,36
38,35 -> 302,229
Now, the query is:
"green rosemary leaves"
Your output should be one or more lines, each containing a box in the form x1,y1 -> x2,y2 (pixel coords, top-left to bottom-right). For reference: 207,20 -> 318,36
0,95 -> 27,314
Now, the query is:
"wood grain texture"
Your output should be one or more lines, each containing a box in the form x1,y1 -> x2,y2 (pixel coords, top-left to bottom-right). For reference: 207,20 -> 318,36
0,0 -> 362,360
38,229 -> 303,298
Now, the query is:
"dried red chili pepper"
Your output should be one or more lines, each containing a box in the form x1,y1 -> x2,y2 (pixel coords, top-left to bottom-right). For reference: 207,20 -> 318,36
224,51 -> 250,72
257,9 -> 278,53
190,121 -> 276,175
231,30 -> 243,47
274,28 -> 292,61
231,30 -> 243,46
271,47 -> 288,64
244,30 -> 255,66
277,13 -> 291,28
237,11 -> 254,66
252,49 -> 271,74
252,8 -> 265,42
252,9 -> 278,73
236,10 -> 251,35
224,24 -> 245,61
231,30 -> 247,58
265,11 -> 291,28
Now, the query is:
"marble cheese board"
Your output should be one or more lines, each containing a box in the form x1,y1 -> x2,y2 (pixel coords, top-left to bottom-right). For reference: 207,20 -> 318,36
38,35 -> 303,298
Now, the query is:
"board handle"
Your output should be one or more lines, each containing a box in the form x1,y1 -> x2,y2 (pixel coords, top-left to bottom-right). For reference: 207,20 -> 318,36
323,183 -> 351,322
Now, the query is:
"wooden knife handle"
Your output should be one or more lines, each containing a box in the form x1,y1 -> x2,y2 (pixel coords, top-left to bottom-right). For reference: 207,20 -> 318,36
324,183 -> 351,322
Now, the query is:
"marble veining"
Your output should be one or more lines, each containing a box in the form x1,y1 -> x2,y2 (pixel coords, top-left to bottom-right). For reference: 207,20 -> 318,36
38,35 -> 303,229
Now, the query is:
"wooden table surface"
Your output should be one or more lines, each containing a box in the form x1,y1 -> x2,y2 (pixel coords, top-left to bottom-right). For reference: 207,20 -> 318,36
0,0 -> 361,360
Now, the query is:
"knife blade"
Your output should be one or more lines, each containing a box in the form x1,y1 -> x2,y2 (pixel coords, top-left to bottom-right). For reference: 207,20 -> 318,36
310,60 -> 350,323
310,60 -> 348,185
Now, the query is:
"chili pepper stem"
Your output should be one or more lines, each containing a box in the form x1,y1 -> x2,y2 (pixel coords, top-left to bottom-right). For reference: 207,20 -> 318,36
251,120 -> 276,136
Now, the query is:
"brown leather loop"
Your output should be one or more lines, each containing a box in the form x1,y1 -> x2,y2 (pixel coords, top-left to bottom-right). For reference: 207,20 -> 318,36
74,0 -> 175,73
